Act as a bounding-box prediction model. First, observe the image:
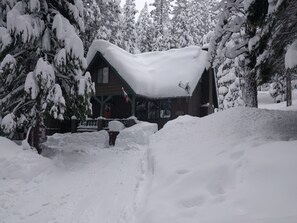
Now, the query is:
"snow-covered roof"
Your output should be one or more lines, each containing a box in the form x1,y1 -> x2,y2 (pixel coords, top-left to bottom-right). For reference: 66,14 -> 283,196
86,40 -> 210,98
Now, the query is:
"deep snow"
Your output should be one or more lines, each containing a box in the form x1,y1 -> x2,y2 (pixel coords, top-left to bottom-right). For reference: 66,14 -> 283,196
1,102 -> 297,223
136,108 -> 297,223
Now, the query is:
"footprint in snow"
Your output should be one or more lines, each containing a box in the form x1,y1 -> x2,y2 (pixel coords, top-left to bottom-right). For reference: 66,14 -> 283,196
178,195 -> 206,208
176,169 -> 190,175
229,150 -> 245,161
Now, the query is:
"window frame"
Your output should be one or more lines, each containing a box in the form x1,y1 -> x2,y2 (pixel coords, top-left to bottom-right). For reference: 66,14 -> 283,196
97,67 -> 109,84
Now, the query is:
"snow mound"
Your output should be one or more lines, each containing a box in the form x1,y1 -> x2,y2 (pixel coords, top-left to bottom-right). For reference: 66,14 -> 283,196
0,137 -> 51,182
42,131 -> 109,154
87,40 -> 209,98
136,107 -> 297,223
161,107 -> 297,141
116,122 -> 158,148
108,120 -> 125,132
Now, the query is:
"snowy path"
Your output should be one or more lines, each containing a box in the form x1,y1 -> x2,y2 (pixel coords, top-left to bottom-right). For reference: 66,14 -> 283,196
2,107 -> 297,223
0,131 -> 151,223
133,108 -> 297,223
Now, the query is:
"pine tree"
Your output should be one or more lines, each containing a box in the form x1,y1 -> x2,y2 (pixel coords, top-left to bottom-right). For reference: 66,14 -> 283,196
255,0 -> 297,106
210,0 -> 246,109
187,0 -> 217,45
96,0 -> 123,47
210,0 -> 267,108
136,3 -> 153,52
122,0 -> 138,53
217,56 -> 244,110
0,0 -> 94,150
171,0 -> 194,48
269,74 -> 285,103
150,0 -> 173,51
83,0 -> 101,55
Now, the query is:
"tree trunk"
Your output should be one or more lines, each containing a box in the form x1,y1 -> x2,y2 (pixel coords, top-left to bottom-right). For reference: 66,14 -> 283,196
286,69 -> 292,107
244,66 -> 258,107
32,95 -> 46,154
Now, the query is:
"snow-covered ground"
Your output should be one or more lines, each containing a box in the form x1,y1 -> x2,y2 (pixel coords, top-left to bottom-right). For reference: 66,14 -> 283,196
0,123 -> 158,223
258,89 -> 297,110
1,96 -> 297,223
136,108 -> 297,223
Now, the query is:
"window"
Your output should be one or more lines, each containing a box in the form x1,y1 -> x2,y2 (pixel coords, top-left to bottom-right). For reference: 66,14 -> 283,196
97,67 -> 109,83
148,101 -> 159,120
136,99 -> 147,120
160,100 -> 171,119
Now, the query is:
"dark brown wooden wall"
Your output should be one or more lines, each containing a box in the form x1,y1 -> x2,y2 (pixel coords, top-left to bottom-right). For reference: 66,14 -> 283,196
88,53 -> 133,96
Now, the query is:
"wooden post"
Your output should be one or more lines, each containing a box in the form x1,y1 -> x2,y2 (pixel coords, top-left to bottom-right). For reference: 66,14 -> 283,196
131,95 -> 136,117
97,118 -> 103,131
208,68 -> 214,114
71,116 -> 78,133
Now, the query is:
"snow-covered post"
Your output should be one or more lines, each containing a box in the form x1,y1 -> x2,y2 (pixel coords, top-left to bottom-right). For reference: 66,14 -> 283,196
285,39 -> 297,107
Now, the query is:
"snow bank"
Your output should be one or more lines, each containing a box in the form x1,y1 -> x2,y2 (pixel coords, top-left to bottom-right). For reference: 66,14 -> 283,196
42,131 -> 109,154
116,122 -> 158,148
87,40 -> 210,98
0,137 -> 51,182
136,108 -> 297,223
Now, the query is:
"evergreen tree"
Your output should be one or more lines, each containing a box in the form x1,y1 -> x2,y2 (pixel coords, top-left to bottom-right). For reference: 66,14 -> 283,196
136,3 -> 153,52
150,0 -> 173,51
217,56 -> 244,110
210,0 -> 268,108
269,74 -> 285,103
210,0 -> 246,109
150,0 -> 172,26
122,0 -> 138,53
187,0 -> 217,45
83,0 -> 101,55
171,0 -> 194,48
0,0 -> 94,150
255,0 -> 297,106
96,0 -> 123,47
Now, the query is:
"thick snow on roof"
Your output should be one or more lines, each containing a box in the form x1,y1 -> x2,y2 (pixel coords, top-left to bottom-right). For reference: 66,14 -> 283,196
87,40 -> 210,98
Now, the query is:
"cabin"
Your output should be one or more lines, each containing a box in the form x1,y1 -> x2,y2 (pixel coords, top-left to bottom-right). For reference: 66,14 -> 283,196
85,40 -> 218,129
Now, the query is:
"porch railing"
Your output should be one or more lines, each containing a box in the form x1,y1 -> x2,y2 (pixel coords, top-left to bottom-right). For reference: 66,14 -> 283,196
72,117 -> 136,133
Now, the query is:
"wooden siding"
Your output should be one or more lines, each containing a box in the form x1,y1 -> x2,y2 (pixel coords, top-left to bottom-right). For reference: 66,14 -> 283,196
88,53 -> 133,96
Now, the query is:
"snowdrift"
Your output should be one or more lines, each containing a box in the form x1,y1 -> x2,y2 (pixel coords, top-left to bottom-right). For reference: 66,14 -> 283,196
116,122 -> 158,148
42,130 -> 109,155
0,137 -> 51,182
137,107 -> 297,223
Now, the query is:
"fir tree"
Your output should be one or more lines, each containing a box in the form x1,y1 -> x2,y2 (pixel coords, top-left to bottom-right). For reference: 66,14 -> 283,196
136,3 -> 153,52
96,0 -> 123,47
83,0 -> 101,55
150,0 -> 173,51
0,0 -> 94,150
122,0 -> 138,53
171,0 -> 194,48
187,0 -> 217,45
